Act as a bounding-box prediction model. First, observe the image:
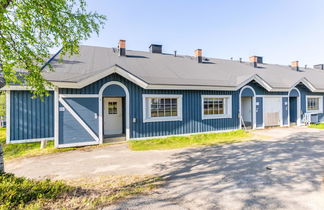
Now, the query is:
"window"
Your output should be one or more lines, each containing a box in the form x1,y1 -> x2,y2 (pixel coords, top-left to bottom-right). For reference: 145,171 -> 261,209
143,94 -> 182,122
306,96 -> 323,113
108,102 -> 118,114
202,95 -> 232,119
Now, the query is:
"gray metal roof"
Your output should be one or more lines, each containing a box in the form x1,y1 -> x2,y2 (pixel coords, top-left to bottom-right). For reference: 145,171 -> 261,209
42,45 -> 324,90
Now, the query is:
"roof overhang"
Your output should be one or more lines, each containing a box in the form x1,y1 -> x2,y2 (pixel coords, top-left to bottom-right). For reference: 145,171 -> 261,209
2,65 -> 324,93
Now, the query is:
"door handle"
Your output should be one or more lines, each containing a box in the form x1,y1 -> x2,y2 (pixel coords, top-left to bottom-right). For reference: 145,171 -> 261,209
94,113 -> 98,119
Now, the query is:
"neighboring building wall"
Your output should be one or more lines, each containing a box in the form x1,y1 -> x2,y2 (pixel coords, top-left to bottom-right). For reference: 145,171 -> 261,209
296,84 -> 324,122
60,73 -> 241,140
9,90 -> 54,142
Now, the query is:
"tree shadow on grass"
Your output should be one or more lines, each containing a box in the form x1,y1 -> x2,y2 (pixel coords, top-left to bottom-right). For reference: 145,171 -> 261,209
152,131 -> 324,209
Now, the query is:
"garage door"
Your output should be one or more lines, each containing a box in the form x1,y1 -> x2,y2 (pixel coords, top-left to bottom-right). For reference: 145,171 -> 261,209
264,97 -> 281,126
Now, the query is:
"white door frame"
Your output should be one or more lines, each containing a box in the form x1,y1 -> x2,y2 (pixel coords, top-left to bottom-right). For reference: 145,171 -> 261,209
239,86 -> 256,129
98,81 -> 130,144
288,88 -> 301,126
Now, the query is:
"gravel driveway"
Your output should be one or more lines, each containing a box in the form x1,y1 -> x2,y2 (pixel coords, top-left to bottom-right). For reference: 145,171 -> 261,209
6,127 -> 324,209
108,127 -> 324,210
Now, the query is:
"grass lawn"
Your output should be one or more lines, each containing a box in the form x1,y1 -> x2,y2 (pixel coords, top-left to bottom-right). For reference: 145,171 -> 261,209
128,129 -> 258,151
0,173 -> 162,209
0,128 -> 75,161
308,123 -> 324,129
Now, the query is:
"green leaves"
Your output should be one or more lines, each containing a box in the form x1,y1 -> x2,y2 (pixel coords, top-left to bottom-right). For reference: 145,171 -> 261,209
0,0 -> 106,97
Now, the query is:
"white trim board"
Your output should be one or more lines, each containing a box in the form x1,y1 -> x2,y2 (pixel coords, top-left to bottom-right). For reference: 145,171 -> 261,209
288,88 -> 302,126
239,86 -> 257,129
98,81 -> 130,143
130,129 -> 237,141
6,90 -> 10,144
56,141 -> 99,148
201,95 -> 232,120
142,94 -> 183,123
59,97 -> 100,142
305,95 -> 324,114
60,94 -> 99,98
54,88 -> 59,147
8,137 -> 54,144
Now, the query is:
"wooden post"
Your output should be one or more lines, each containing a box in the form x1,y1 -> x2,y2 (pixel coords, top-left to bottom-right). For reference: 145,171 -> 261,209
0,144 -> 4,173
40,140 -> 48,149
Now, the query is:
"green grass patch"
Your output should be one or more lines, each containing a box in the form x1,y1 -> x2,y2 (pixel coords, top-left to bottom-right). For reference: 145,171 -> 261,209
128,129 -> 256,151
0,173 -> 72,209
308,123 -> 324,129
0,128 -> 75,161
0,173 -> 161,209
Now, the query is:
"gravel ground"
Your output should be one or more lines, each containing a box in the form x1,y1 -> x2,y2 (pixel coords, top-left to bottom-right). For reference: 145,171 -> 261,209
6,127 -> 324,209
107,127 -> 324,210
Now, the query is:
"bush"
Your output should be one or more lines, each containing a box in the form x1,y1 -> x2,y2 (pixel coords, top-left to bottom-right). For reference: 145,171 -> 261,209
0,173 -> 72,209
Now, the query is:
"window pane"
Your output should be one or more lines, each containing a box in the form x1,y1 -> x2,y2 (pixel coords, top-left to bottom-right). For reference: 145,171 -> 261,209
308,98 -> 320,111
203,97 -> 226,116
149,97 -> 178,118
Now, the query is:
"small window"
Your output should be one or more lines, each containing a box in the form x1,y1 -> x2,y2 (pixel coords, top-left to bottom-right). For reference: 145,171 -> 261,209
143,94 -> 182,122
108,102 -> 118,114
202,95 -> 232,119
306,96 -> 323,113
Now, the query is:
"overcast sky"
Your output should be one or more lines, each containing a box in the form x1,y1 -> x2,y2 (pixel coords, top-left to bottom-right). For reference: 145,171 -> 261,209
80,0 -> 324,66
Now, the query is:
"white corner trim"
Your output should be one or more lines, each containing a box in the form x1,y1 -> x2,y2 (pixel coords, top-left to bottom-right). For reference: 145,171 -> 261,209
293,77 -> 316,92
6,90 -> 10,144
237,74 -> 272,92
8,137 -> 54,144
305,95 -> 323,114
239,85 -> 257,129
59,97 -> 99,142
98,81 -> 130,143
288,88 -> 301,126
142,94 -> 183,123
201,95 -> 232,120
60,94 -> 99,98
56,141 -> 99,148
54,88 -> 59,147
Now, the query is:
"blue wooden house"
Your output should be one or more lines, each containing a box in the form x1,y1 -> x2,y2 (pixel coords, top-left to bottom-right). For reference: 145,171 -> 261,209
4,40 -> 324,147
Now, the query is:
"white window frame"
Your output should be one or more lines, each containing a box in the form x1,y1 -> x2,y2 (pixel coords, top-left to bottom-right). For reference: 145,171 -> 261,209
143,94 -> 183,123
306,95 -> 323,114
201,95 -> 232,120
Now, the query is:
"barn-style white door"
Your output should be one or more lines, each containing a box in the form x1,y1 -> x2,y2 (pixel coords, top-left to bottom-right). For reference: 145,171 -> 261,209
264,97 -> 281,126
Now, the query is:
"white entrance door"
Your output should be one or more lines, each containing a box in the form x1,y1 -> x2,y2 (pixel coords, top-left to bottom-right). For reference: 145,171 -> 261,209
264,97 -> 281,126
104,98 -> 123,135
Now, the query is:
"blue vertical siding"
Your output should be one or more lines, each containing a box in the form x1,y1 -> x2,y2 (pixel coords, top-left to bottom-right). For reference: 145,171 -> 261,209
282,97 -> 289,125
297,84 -> 324,122
10,91 -> 54,141
256,97 -> 263,128
60,73 -> 241,139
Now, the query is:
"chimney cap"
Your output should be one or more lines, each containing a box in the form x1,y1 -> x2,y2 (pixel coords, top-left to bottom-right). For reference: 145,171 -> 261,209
291,61 -> 299,67
118,40 -> 126,48
249,56 -> 263,64
195,49 -> 202,57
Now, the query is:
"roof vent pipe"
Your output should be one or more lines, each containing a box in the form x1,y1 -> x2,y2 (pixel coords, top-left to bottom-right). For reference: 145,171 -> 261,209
291,61 -> 299,71
314,64 -> 324,70
195,49 -> 202,63
118,40 -> 126,56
